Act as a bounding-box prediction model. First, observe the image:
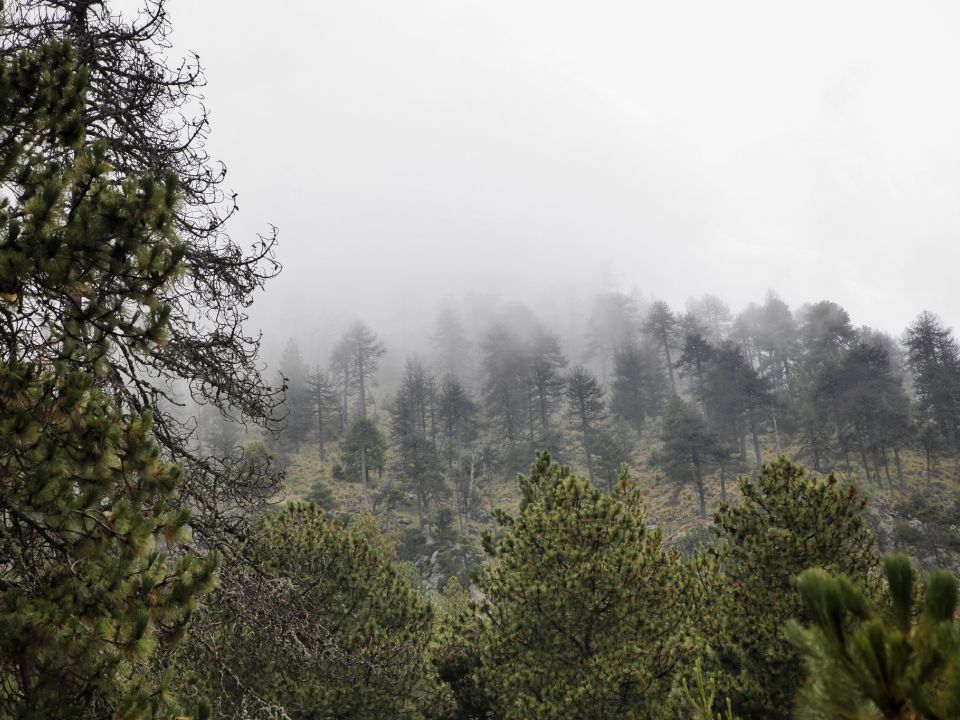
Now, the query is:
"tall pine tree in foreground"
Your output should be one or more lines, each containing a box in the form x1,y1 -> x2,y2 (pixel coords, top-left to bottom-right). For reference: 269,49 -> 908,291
697,458 -> 877,720
0,24 -> 215,718
474,453 -> 691,719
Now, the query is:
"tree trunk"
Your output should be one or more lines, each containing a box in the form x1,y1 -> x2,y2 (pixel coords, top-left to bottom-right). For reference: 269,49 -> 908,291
692,455 -> 706,517
663,334 -> 677,395
860,446 -> 872,486
360,445 -> 370,509
770,404 -> 781,455
893,447 -> 905,491
317,400 -> 325,458
749,410 -> 762,467
357,353 -> 366,418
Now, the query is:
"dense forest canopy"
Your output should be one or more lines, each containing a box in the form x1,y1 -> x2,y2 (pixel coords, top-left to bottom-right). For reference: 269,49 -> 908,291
6,1 -> 960,720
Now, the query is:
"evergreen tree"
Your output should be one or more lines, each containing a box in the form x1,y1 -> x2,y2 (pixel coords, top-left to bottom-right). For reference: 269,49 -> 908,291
586,291 -> 641,382
178,504 -> 439,719
437,375 -> 480,529
703,458 -> 878,719
904,311 -> 960,456
3,0 -> 283,524
592,426 -> 633,493
789,554 -> 960,720
344,321 -> 386,418
330,334 -> 354,431
610,341 -> 667,436
565,365 -> 606,485
677,320 -> 714,397
474,453 -> 691,719
480,324 -> 529,446
306,365 -> 340,457
340,417 -> 386,507
753,293 -> 798,389
391,359 -> 447,532
0,31 -> 216,717
277,338 -> 311,448
644,300 -> 680,394
525,325 -> 567,450
687,294 -> 733,345
660,396 -> 717,516
432,306 -> 472,381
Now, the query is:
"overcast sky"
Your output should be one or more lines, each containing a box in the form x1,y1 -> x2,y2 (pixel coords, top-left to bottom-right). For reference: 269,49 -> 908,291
166,0 -> 960,355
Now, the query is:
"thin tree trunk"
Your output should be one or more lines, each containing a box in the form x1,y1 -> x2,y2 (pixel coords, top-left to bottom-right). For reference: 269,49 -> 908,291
893,447 -> 905,491
749,410 -> 762,467
663,336 -> 677,395
360,445 -> 369,509
693,456 -> 706,517
770,404 -> 781,455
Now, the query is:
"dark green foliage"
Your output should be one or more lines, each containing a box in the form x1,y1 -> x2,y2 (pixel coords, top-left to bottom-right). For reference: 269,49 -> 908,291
0,27 -> 215,718
178,504 -> 439,719
340,416 -> 387,504
472,453 -> 691,719
278,338 -> 312,447
661,395 -> 717,516
644,300 -> 680,394
0,364 -> 217,719
565,365 -> 606,485
702,458 -> 878,719
611,341 -> 667,435
391,359 -> 447,530
592,426 -> 633,492
789,554 -> 960,719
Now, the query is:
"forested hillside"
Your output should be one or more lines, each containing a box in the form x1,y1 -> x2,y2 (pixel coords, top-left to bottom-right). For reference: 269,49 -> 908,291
5,1 -> 960,719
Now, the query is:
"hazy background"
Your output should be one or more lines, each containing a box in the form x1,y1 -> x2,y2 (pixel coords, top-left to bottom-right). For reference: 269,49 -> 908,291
164,0 -> 960,367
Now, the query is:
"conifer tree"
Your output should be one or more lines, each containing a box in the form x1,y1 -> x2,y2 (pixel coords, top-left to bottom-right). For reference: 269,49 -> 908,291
610,341 -> 667,436
702,458 -> 878,719
177,504 -> 439,720
437,375 -> 480,529
0,28 -> 216,717
306,365 -> 339,457
341,417 -> 386,507
525,325 -> 567,449
474,453 -> 691,719
278,338 -> 312,448
645,300 -> 680,394
789,554 -> 960,720
565,365 -> 606,485
391,359 -> 447,531
3,0 -> 284,525
661,396 -> 717,516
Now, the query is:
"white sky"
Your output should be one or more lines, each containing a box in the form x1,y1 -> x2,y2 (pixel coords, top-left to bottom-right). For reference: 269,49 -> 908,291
166,0 -> 960,353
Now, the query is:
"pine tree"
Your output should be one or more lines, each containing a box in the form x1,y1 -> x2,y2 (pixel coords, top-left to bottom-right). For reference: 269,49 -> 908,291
644,300 -> 680,394
789,554 -> 960,720
278,338 -> 312,448
177,504 -> 439,719
610,341 -> 667,436
525,325 -> 567,450
306,365 -> 340,457
391,359 -> 447,532
702,458 -> 878,719
660,396 -> 717,516
474,453 -> 691,719
0,29 -> 216,717
437,375 -> 480,529
3,0 -> 283,526
340,417 -> 386,507
565,365 -> 606,486
344,321 -> 386,418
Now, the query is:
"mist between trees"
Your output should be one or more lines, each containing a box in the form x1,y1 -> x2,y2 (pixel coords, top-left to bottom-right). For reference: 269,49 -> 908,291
8,1 -> 960,719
